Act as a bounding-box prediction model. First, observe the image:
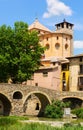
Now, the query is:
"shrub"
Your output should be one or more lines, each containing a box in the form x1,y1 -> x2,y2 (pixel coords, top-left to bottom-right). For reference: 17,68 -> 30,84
44,100 -> 66,118
72,108 -> 83,118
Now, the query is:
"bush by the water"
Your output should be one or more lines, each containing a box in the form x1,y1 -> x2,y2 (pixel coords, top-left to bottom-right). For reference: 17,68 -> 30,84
44,100 -> 70,118
72,108 -> 83,118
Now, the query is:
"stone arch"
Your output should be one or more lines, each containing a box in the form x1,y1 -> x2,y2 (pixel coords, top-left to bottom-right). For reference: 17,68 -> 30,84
62,96 -> 83,109
0,93 -> 11,115
23,91 -> 51,117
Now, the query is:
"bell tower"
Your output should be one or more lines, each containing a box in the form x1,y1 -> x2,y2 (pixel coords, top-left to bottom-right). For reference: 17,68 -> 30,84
55,19 -> 74,57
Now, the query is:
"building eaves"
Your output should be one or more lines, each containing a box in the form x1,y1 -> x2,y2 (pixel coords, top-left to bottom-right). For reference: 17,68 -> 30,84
67,53 -> 83,59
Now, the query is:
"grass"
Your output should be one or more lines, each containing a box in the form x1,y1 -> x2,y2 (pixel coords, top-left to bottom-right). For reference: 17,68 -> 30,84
0,123 -> 83,130
0,116 -> 83,130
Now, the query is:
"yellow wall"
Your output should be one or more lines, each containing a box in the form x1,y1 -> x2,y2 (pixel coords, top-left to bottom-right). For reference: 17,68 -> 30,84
61,64 -> 69,91
39,33 -> 73,58
61,71 -> 69,91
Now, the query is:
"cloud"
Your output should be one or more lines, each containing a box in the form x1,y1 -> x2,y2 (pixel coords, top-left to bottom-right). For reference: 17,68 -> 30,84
74,41 -> 83,49
43,0 -> 72,18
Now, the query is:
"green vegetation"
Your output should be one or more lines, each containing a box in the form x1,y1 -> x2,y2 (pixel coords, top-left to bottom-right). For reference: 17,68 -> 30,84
0,22 -> 44,83
0,116 -> 28,125
0,116 -> 83,130
44,100 -> 70,118
63,122 -> 82,129
72,108 -> 83,118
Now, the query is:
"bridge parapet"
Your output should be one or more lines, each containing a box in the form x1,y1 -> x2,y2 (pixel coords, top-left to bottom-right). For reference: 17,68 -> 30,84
0,83 -> 83,116
59,91 -> 83,100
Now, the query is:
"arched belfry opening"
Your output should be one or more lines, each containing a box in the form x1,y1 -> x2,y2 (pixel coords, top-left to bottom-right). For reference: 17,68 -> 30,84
0,93 -> 11,115
23,92 -> 51,117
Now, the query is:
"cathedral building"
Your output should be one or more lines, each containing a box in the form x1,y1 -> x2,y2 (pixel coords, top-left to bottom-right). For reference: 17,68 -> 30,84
27,19 -> 74,91
29,18 -> 74,59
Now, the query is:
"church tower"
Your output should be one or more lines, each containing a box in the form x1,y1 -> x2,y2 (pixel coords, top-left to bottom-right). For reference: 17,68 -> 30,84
55,19 -> 74,57
29,19 -> 74,58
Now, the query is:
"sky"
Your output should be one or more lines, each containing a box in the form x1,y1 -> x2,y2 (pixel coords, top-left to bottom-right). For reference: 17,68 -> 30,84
0,0 -> 83,55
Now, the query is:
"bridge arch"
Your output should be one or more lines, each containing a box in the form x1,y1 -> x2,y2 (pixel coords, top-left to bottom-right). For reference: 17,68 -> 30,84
62,96 -> 83,109
23,91 -> 51,117
0,93 -> 11,115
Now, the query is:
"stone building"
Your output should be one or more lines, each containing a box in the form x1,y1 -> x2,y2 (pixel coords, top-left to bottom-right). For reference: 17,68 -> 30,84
67,54 -> 83,91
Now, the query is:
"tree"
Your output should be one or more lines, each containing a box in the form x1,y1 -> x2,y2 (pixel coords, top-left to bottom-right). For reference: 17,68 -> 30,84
0,22 -> 44,83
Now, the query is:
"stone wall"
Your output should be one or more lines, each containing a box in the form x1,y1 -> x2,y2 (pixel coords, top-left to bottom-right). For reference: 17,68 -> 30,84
0,83 -> 83,116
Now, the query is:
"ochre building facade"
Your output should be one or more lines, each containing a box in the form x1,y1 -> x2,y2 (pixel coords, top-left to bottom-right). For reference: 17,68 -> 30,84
29,19 -> 74,58
27,19 -> 74,91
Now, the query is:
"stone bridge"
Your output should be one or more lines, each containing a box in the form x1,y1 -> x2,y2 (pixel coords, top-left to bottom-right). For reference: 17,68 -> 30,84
0,83 -> 83,116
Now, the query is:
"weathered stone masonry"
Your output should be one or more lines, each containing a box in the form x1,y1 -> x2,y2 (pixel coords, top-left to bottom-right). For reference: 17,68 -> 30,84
0,83 -> 83,116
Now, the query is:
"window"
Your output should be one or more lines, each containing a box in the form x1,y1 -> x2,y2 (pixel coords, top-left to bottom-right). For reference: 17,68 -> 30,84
35,83 -> 38,86
65,44 -> 68,50
38,30 -> 40,34
46,37 -> 48,41
80,65 -> 83,74
62,64 -> 68,71
80,57 -> 83,62
53,62 -> 55,66
79,77 -> 83,86
56,36 -> 59,40
43,72 -> 48,77
55,43 -> 60,49
78,77 -> 83,91
45,43 -> 50,50
13,91 -> 22,99
35,103 -> 39,110
62,81 -> 66,91
62,23 -> 64,28
63,73 -> 66,80
66,37 -> 68,41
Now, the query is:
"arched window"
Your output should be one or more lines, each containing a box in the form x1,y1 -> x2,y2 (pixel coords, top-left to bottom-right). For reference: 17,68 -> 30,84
13,91 -> 22,99
35,103 -> 39,110
66,37 -> 68,41
65,43 -> 68,50
55,43 -> 60,49
45,43 -> 50,50
56,36 -> 59,40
